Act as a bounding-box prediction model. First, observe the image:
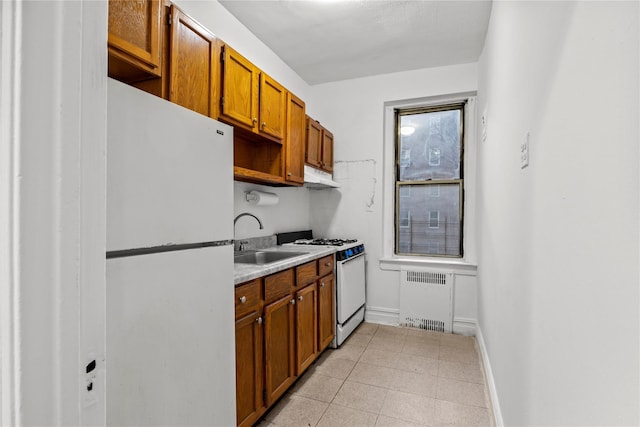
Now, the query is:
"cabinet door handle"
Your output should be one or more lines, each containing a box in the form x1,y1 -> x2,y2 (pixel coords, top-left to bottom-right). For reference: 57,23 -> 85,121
256,316 -> 263,325
320,282 -> 325,288
290,299 -> 296,305
262,122 -> 267,128
240,296 -> 247,304
298,295 -> 303,301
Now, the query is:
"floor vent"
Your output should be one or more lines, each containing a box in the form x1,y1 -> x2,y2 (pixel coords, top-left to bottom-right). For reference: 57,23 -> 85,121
400,268 -> 453,333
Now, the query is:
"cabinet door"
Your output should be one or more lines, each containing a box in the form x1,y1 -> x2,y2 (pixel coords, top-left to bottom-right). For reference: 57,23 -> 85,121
259,73 -> 287,140
108,0 -> 162,80
285,92 -> 306,185
321,128 -> 334,173
264,294 -> 295,406
168,5 -> 219,118
221,45 -> 259,130
295,284 -> 318,375
318,274 -> 335,351
306,117 -> 323,168
235,311 -> 264,427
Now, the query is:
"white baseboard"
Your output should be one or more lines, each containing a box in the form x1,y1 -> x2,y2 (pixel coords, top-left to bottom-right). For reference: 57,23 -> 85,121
453,317 -> 477,336
364,306 -> 399,325
475,324 -> 504,427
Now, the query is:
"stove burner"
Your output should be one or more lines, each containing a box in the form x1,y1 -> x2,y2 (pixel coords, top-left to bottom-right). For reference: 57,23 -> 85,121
293,238 -> 358,247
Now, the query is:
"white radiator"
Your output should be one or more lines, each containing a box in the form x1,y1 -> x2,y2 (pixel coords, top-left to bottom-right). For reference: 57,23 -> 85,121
399,268 -> 453,333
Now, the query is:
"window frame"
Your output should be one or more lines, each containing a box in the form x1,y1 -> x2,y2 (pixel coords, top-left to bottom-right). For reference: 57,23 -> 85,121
394,103 -> 465,258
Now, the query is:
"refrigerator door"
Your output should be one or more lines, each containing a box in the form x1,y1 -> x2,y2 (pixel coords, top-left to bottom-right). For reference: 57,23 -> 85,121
106,245 -> 235,426
107,79 -> 233,252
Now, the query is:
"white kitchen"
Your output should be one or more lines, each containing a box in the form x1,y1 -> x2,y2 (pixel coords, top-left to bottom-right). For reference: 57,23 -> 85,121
1,1 -> 638,427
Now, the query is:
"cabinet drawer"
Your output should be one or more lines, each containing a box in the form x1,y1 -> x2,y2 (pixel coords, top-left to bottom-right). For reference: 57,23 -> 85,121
318,255 -> 334,277
264,269 -> 294,303
296,260 -> 317,288
235,279 -> 261,318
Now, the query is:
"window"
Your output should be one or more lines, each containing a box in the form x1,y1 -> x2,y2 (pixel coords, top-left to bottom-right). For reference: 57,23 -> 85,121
395,104 -> 464,257
399,210 -> 410,228
428,211 -> 440,229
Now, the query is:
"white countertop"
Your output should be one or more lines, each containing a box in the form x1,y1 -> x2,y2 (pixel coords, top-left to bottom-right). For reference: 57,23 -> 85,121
234,244 -> 336,285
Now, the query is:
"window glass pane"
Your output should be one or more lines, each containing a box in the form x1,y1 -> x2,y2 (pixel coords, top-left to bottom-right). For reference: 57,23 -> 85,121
396,183 -> 461,256
399,109 -> 461,181
428,211 -> 440,228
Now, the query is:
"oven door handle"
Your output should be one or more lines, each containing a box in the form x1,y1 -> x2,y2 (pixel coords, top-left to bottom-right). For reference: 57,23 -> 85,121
338,252 -> 365,265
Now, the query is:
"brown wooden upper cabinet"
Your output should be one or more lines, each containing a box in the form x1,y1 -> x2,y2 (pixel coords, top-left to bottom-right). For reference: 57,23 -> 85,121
108,0 -> 163,82
284,93 -> 306,185
167,5 -> 220,119
306,116 -> 334,173
321,127 -> 334,174
220,45 -> 287,142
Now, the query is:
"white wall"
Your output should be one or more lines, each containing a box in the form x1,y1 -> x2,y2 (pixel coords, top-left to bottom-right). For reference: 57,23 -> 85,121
309,65 -> 478,327
0,1 -> 107,425
233,182 -> 311,240
477,1 -> 639,425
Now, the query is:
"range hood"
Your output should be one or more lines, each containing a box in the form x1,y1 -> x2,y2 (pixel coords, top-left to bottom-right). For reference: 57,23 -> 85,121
303,165 -> 340,188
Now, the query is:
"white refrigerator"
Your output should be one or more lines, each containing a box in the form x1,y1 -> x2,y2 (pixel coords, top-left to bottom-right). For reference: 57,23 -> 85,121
106,79 -> 236,426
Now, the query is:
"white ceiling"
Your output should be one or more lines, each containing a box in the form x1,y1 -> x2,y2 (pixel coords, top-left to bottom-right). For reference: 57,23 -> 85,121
219,0 -> 493,85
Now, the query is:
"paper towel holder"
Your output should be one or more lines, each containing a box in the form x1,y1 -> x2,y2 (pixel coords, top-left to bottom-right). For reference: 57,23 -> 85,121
245,190 -> 279,206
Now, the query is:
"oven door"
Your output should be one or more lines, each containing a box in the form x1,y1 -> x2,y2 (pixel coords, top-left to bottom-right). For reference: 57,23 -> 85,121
336,253 -> 366,324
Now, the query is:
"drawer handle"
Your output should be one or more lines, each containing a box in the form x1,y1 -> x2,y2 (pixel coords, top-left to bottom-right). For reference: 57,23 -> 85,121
256,317 -> 263,325
325,262 -> 331,267
239,296 -> 247,304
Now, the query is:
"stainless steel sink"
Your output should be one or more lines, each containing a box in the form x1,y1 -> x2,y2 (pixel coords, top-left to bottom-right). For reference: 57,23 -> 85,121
234,250 -> 309,265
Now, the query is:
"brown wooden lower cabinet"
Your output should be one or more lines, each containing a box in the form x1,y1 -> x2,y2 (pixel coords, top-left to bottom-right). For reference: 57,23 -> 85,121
234,255 -> 336,426
318,273 -> 336,351
235,311 -> 264,427
295,283 -> 318,375
263,294 -> 295,407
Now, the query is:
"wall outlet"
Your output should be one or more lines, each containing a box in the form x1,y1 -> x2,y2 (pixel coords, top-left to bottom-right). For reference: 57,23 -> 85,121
521,132 -> 530,168
82,354 -> 98,408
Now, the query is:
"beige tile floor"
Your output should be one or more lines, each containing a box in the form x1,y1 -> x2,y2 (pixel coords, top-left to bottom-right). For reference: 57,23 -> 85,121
257,323 -> 494,427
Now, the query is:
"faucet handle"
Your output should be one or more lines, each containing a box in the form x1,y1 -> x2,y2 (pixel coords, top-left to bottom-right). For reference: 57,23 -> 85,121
239,240 -> 249,251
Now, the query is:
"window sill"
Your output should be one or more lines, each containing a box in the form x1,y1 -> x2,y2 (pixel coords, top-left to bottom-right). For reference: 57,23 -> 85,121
379,256 -> 477,276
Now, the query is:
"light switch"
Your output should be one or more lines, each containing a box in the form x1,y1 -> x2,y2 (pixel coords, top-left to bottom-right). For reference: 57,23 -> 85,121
521,132 -> 530,169
481,106 -> 488,142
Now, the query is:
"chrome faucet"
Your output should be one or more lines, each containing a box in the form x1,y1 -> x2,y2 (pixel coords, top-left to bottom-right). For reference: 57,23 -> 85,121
233,212 -> 264,230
